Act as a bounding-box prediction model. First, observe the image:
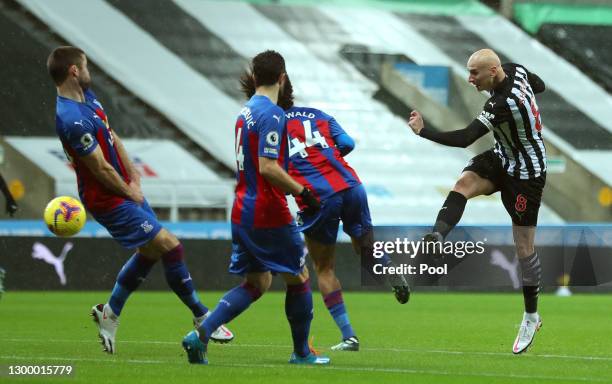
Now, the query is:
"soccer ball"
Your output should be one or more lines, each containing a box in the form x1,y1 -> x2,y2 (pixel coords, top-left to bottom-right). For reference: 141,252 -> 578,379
43,196 -> 86,237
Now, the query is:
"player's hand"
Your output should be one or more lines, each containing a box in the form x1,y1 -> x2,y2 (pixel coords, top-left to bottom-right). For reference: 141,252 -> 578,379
6,198 -> 17,217
408,110 -> 424,135
128,182 -> 144,205
299,187 -> 320,215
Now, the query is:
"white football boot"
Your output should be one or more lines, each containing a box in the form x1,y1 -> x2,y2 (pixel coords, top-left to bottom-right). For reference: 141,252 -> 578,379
513,312 -> 542,354
331,336 -> 360,351
91,303 -> 119,354
194,311 -> 234,343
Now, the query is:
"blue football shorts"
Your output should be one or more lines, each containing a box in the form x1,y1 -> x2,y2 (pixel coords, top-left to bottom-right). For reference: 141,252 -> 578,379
229,223 -> 306,276
296,184 -> 372,244
93,199 -> 162,249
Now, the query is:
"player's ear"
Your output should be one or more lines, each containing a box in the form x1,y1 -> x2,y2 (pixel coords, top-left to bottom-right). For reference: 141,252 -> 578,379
490,65 -> 497,78
69,64 -> 79,78
278,72 -> 286,86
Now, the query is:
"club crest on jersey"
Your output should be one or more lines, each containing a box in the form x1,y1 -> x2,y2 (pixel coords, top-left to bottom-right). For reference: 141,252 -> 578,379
140,220 -> 154,234
266,131 -> 279,146
80,133 -> 94,150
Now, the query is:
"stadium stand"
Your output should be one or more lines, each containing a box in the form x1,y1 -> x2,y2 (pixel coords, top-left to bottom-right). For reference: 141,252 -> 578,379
11,0 -> 567,224
16,0 -> 240,170
0,0 -> 237,220
537,24 -> 612,96
0,0 -> 234,178
513,1 -> 612,97
1,0 -> 172,140
106,0 -> 249,102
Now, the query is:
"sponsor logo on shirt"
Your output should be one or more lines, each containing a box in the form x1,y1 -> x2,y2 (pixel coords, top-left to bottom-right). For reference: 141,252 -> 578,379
480,111 -> 495,121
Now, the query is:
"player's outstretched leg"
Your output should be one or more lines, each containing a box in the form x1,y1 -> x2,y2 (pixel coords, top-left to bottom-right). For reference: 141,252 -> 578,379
91,251 -> 155,354
306,236 -> 359,351
513,225 -> 542,354
424,172 -> 495,259
144,230 -> 234,343
183,273 -> 267,364
353,231 -> 410,304
283,269 -> 330,365
426,190 -> 467,244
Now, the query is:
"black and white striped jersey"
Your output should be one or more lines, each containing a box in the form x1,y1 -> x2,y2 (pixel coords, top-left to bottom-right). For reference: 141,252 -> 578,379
476,63 -> 547,180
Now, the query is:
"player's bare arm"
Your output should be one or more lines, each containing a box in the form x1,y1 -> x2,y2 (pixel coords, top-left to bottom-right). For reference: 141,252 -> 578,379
409,110 -> 489,148
113,132 -> 142,200
259,157 -> 320,213
259,157 -> 303,196
80,146 -> 143,204
113,133 -> 141,186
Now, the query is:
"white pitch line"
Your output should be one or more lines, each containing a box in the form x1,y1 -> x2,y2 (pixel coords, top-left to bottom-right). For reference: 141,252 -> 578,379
2,338 -> 612,362
0,354 -> 164,364
0,354 -> 608,382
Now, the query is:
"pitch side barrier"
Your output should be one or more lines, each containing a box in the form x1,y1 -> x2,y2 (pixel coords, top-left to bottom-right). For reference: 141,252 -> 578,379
0,222 -> 610,292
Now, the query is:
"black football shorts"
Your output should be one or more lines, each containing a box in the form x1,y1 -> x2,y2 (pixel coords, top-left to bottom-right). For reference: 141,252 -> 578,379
463,149 -> 546,226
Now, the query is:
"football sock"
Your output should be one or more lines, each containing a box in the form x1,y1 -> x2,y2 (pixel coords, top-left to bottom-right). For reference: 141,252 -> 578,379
161,244 -> 208,318
199,282 -> 262,343
432,191 -> 467,238
108,253 -> 155,316
324,289 -> 355,340
519,252 -> 542,314
286,279 -> 314,357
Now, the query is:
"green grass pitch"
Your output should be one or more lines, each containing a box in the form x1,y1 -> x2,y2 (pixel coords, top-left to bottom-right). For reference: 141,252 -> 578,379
1,291 -> 611,383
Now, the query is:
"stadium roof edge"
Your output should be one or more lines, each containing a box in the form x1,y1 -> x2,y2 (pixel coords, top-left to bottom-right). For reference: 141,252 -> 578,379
514,2 -> 612,34
242,0 -> 495,16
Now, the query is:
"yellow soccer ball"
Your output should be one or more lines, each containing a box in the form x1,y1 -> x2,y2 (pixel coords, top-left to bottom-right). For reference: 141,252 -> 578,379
43,196 -> 86,237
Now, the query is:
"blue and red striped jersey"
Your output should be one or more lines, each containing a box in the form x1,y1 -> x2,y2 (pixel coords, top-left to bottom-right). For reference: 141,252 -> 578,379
55,88 -> 130,214
231,95 -> 293,228
285,106 -> 361,209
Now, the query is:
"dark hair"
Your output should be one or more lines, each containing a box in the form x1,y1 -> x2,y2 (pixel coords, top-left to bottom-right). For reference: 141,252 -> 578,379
251,50 -> 285,87
47,46 -> 85,86
239,70 -> 294,110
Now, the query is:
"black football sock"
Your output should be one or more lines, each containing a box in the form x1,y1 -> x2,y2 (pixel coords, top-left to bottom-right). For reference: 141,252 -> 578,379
432,191 -> 467,239
519,252 -> 542,314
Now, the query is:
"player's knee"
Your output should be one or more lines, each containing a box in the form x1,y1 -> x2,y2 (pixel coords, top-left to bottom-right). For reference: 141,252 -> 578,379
281,267 -> 310,286
157,230 -> 180,252
312,255 -> 334,274
142,229 -> 179,258
452,177 -> 474,198
352,230 -> 373,256
246,272 -> 272,294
